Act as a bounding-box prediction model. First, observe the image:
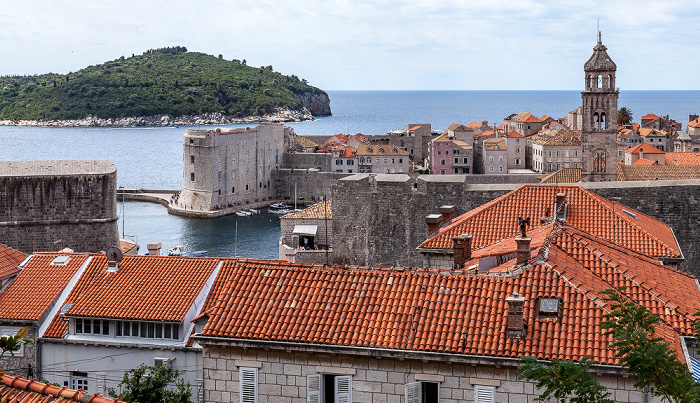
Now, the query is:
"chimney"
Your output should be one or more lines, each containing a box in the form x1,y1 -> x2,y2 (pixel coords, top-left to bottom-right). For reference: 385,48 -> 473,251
425,214 -> 443,234
452,234 -> 473,270
506,292 -> 526,339
554,193 -> 567,221
690,114 -> 699,122
439,205 -> 455,223
107,260 -> 119,272
515,236 -> 531,264
147,242 -> 162,256
482,120 -> 488,127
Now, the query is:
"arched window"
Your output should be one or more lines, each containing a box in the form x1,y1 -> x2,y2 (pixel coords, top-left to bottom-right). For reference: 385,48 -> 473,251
601,112 -> 606,129
594,112 -> 600,130
594,150 -> 606,172
597,75 -> 603,88
608,74 -> 613,89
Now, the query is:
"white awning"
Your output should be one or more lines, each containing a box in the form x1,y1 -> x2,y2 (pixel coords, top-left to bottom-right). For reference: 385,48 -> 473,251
293,225 -> 318,236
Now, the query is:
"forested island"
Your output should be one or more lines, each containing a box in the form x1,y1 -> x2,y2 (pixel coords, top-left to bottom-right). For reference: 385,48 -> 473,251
0,47 -> 331,126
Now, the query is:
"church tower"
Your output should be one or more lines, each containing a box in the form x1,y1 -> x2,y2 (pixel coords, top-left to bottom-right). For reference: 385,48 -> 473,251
581,32 -> 618,181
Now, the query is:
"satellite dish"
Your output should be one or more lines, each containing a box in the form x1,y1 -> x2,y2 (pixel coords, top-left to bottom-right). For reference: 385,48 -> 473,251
105,246 -> 123,263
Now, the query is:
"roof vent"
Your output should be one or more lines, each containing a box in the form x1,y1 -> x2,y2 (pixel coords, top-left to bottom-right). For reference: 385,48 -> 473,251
51,256 -> 71,266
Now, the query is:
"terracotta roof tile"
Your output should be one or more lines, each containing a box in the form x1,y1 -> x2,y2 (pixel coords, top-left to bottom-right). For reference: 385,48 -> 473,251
295,136 -> 318,148
198,225 -> 697,365
0,254 -> 87,321
632,158 -> 657,166
534,129 -> 582,146
626,143 -> 665,154
618,165 -> 700,181
280,200 -> 332,220
119,239 -> 138,254
0,372 -> 122,403
665,152 -> 700,166
518,114 -> 541,123
503,131 -> 525,138
0,244 -> 27,280
688,118 -> 700,128
539,168 -> 582,184
418,185 -> 680,259
356,145 -> 409,156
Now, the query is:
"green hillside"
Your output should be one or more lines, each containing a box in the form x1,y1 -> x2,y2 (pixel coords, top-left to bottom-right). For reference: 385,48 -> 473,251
0,47 -> 328,121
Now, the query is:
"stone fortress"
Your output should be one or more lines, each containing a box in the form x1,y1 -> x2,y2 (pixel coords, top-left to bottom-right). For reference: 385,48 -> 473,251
0,160 -> 119,254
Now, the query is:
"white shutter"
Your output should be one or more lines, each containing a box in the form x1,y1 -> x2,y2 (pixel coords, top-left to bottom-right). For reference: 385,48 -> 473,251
405,382 -> 421,403
334,375 -> 352,403
239,367 -> 257,403
474,385 -> 495,403
307,374 -> 322,403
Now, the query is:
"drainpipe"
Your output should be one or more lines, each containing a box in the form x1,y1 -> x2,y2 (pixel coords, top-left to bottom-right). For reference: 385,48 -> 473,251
643,385 -> 648,403
34,323 -> 40,380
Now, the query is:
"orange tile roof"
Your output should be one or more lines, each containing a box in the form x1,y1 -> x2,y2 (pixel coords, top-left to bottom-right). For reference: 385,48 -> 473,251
534,129 -> 582,146
418,185 -> 681,259
503,130 -> 525,138
41,254 -> 219,338
617,165 -> 700,181
466,122 -> 482,129
474,130 -> 496,140
0,243 -> 27,280
688,118 -> 700,128
0,254 -> 87,321
642,113 -> 659,120
0,372 -> 122,403
483,138 -> 506,150
518,114 -> 541,123
408,125 -> 421,131
197,225 -> 697,365
280,199 -> 332,220
334,147 -> 356,158
295,136 -> 318,148
665,152 -> 700,166
639,128 -> 666,137
632,158 -> 657,166
538,168 -> 582,184
119,239 -> 138,254
626,142 -> 665,154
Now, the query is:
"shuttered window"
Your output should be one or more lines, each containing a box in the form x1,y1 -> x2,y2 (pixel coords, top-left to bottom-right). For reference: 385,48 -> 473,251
240,367 -> 257,403
334,375 -> 352,403
474,385 -> 495,403
307,374 -> 322,403
405,382 -> 421,403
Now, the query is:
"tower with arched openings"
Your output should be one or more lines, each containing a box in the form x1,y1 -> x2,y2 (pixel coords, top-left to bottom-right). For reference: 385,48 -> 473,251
582,32 -> 618,181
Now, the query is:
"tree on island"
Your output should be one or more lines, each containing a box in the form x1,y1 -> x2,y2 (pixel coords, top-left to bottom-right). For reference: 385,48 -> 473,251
618,107 -> 633,126
518,287 -> 700,403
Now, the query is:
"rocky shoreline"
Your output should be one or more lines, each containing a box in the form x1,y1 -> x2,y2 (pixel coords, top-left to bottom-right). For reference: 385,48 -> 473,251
0,107 -> 317,128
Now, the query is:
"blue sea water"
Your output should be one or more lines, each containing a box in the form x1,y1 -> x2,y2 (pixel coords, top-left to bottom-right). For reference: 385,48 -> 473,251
1,90 -> 699,257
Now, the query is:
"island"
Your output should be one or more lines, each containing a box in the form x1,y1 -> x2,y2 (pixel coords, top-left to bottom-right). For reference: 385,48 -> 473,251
0,46 -> 331,127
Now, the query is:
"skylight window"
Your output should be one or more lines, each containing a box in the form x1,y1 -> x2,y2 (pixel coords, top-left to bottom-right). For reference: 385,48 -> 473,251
622,209 -> 637,219
51,256 -> 71,266
539,298 -> 559,314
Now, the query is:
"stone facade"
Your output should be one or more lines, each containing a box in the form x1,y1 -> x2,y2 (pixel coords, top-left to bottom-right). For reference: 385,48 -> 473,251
0,160 -> 119,254
201,343 -> 660,403
179,125 -> 286,211
581,34 -> 619,182
282,153 -> 331,172
271,169 -> 351,204
331,174 -> 700,276
0,324 -> 38,379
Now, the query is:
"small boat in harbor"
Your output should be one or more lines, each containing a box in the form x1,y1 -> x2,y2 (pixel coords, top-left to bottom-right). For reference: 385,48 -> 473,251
249,209 -> 260,214
236,211 -> 252,217
270,202 -> 291,210
167,245 -> 185,256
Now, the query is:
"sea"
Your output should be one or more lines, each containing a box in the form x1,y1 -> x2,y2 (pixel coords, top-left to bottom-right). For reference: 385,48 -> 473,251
1,90 -> 699,258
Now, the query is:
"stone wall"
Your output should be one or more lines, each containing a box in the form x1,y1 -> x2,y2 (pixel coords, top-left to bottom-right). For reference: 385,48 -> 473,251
271,169 -> 351,204
0,324 -> 38,379
202,344 -> 659,403
0,160 -> 119,254
331,175 -> 700,276
282,153 -> 332,171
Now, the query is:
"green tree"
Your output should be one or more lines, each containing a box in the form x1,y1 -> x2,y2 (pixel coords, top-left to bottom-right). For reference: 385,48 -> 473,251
0,326 -> 33,360
108,364 -> 192,403
618,107 -> 633,126
518,356 -> 613,403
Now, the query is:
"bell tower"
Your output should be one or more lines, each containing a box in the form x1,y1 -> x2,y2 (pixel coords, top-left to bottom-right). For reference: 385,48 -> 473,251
581,32 -> 618,181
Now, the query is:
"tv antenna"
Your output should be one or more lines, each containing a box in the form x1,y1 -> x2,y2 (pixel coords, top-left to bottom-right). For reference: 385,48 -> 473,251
105,246 -> 123,263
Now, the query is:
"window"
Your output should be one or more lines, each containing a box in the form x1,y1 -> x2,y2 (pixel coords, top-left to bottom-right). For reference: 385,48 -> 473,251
307,374 -> 352,403
190,155 -> 194,164
454,157 -> 459,163
406,381 -> 439,403
463,158 -> 468,164
440,159 -> 446,165
399,158 -> 403,164
232,187 -> 235,193
548,151 -> 552,157
2,328 -> 26,356
499,166 -> 504,172
498,156 -> 503,162
515,147 -> 521,153
71,372 -> 89,392
474,385 -> 495,403
115,321 -> 179,340
437,151 -> 441,155
515,158 -> 521,165
75,319 -> 109,335
489,166 -> 494,172
489,156 -> 494,162
240,367 -> 258,403
190,173 -> 195,181
556,150 -> 561,157
574,150 -> 579,157
348,160 -> 354,166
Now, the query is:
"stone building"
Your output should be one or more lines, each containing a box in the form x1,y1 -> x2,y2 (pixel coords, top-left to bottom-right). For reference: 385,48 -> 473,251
641,113 -> 682,131
482,138 -> 507,174
581,33 -> 619,181
688,115 -> 700,137
0,160 -> 119,254
192,220 -> 697,403
372,124 -> 433,161
502,131 -> 526,170
639,128 -> 673,152
428,134 -> 472,174
179,125 -> 287,211
624,143 -> 666,165
531,129 -> 583,173
356,144 -> 409,174
331,147 -> 357,173
278,199 -> 333,264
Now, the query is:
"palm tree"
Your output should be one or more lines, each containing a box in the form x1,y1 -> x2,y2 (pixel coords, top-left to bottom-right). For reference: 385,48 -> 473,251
618,107 -> 633,126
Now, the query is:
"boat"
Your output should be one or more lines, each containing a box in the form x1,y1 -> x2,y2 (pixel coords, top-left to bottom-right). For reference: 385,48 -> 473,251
269,208 -> 293,215
167,245 -> 186,256
249,209 -> 260,214
236,211 -> 252,217
186,250 -> 209,257
270,202 -> 291,210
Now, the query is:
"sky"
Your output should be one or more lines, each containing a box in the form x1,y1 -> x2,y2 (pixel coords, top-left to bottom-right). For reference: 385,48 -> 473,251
1,0 -> 699,91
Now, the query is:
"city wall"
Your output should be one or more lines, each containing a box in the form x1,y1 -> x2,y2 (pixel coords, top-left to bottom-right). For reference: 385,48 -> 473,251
271,169 -> 351,204
282,152 -> 331,172
0,160 -> 120,253
331,175 -> 700,276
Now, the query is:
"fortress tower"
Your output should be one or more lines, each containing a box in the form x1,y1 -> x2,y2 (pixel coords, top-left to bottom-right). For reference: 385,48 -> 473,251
582,32 -> 618,181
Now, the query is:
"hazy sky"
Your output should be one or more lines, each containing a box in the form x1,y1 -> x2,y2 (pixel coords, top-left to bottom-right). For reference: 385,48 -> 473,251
1,0 -> 699,90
